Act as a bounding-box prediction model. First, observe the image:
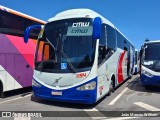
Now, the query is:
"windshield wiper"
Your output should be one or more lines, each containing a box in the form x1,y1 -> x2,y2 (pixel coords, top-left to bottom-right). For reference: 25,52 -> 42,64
46,37 -> 77,73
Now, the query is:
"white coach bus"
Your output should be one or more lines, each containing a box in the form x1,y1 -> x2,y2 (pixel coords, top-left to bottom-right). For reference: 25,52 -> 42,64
24,9 -> 135,104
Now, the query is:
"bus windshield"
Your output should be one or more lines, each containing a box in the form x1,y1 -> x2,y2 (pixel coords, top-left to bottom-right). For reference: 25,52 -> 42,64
35,18 -> 96,73
142,43 -> 160,68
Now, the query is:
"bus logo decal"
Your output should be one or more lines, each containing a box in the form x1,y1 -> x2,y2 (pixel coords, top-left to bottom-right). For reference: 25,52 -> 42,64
72,22 -> 90,27
76,73 -> 87,78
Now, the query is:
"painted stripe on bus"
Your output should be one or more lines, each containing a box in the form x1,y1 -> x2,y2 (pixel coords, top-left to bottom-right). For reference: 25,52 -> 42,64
118,51 -> 126,83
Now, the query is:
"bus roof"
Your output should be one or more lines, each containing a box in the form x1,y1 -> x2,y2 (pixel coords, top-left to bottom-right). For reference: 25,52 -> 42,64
48,9 -> 115,28
145,40 -> 160,44
0,5 -> 46,24
48,8 -> 134,47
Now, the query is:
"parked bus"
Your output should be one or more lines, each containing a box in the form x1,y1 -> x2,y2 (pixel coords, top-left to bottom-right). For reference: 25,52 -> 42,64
140,40 -> 160,88
0,5 -> 46,97
24,9 -> 135,104
133,49 -> 139,74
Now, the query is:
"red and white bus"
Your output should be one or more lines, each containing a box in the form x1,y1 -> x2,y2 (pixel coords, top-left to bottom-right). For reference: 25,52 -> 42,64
0,5 -> 46,97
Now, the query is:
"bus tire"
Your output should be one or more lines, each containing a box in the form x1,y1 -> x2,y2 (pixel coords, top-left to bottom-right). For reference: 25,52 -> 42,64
107,75 -> 115,96
144,85 -> 151,90
128,76 -> 132,79
0,81 -> 5,98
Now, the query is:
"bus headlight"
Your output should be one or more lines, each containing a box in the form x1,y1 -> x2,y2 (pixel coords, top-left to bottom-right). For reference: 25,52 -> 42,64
77,81 -> 96,91
143,70 -> 153,77
32,80 -> 41,87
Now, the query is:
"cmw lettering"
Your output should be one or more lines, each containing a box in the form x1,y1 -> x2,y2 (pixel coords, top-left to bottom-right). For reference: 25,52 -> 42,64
72,22 -> 90,27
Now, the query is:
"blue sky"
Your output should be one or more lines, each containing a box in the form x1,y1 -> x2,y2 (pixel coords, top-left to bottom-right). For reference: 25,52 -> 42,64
1,0 -> 160,50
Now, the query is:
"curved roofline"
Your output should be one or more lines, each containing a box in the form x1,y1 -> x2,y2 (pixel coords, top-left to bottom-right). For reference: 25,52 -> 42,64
48,8 -> 115,28
48,8 -> 134,46
145,40 -> 160,44
0,5 -> 46,24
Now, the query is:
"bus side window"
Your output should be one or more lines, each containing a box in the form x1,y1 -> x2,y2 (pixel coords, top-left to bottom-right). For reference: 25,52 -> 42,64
106,24 -> 116,50
98,24 -> 107,65
1,11 -> 23,33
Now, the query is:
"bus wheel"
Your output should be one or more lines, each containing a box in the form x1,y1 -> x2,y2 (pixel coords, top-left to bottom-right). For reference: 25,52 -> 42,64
0,82 -> 5,98
128,76 -> 132,79
107,76 -> 115,96
144,85 -> 151,90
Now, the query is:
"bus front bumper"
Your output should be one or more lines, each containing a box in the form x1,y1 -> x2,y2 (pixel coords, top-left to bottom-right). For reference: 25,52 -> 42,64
141,73 -> 160,87
32,79 -> 97,104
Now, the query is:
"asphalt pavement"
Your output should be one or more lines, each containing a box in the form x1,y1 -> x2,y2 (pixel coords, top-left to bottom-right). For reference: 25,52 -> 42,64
0,74 -> 160,120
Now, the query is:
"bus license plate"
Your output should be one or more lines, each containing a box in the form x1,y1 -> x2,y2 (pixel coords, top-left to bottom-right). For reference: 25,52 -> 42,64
51,91 -> 62,96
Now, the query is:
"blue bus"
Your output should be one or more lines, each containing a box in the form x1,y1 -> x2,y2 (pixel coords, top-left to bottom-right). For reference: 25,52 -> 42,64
140,40 -> 160,88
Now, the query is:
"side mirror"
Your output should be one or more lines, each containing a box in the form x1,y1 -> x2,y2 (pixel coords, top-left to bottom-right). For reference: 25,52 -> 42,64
93,17 -> 102,39
24,25 -> 42,43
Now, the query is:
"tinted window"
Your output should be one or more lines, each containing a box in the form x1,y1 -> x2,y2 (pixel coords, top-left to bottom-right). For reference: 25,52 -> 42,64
106,25 -> 116,50
98,24 -> 116,65
99,24 -> 117,49
144,43 -> 160,61
0,10 -> 41,38
35,18 -> 96,73
0,11 -> 23,35
116,30 -> 125,49
99,24 -> 107,46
